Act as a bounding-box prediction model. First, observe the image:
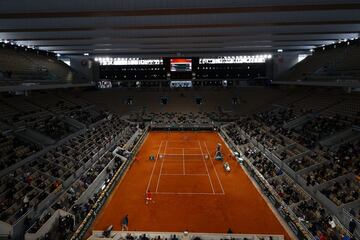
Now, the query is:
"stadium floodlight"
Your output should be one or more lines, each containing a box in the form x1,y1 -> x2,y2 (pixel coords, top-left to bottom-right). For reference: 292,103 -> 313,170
277,49 -> 283,53
94,57 -> 163,66
84,53 -> 89,56
199,54 -> 272,64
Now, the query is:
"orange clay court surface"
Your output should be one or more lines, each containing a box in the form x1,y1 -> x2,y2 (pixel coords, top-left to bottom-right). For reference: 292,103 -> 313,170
91,131 -> 291,239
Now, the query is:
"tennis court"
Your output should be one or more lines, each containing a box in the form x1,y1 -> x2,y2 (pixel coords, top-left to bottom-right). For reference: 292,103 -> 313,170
145,139 -> 224,195
90,131 -> 291,239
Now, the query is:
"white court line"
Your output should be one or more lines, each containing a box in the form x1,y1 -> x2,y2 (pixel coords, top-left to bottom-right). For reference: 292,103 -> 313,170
161,173 -> 208,176
198,141 -> 215,194
145,141 -> 163,192
158,159 -> 204,162
160,153 -> 205,156
204,141 -> 225,194
154,192 -> 225,195
167,147 -> 201,150
182,148 -> 185,175
155,141 -> 168,192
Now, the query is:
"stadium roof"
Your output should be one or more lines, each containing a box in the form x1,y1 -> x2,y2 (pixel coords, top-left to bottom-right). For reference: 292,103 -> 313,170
1,0 -> 360,56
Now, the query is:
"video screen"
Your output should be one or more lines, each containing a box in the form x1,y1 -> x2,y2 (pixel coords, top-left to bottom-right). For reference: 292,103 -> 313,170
170,58 -> 192,72
170,81 -> 192,88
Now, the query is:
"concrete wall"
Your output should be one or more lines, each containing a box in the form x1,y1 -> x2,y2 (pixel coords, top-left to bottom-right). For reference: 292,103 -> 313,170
272,53 -> 300,79
69,56 -> 98,82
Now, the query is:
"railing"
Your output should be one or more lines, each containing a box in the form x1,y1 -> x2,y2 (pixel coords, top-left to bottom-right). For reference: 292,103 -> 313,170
343,209 -> 360,238
150,122 -> 215,131
88,230 -> 284,240
0,222 -> 12,239
128,127 -> 149,159
272,79 -> 360,87
0,82 -> 94,93
0,234 -> 11,240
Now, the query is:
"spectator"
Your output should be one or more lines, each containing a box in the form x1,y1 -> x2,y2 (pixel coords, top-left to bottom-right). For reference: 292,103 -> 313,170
349,219 -> 357,234
121,214 -> 129,231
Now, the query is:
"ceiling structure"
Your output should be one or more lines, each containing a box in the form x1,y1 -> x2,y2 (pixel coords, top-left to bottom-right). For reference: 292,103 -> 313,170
1,0 -> 360,57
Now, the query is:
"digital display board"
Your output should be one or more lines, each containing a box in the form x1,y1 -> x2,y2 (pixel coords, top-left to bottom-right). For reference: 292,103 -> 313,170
170,81 -> 192,88
170,58 -> 192,72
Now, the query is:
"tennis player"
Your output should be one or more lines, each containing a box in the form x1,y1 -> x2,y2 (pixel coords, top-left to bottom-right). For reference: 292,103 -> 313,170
145,190 -> 153,204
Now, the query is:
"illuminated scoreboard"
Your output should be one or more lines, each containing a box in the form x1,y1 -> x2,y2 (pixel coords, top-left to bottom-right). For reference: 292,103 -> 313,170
170,58 -> 192,72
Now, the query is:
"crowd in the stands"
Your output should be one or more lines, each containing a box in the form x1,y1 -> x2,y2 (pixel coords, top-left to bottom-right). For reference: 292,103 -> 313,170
269,175 -> 307,206
129,112 -> 214,126
1,89 -> 360,239
294,115 -> 349,146
42,155 -> 125,240
256,107 -> 296,128
0,94 -> 105,142
303,140 -> 359,190
0,93 -> 142,240
108,232 -> 273,240
224,100 -> 360,239
33,116 -> 75,140
0,115 -> 137,226
293,199 -> 345,239
243,147 -> 281,179
321,179 -> 360,206
323,141 -> 360,176
67,109 -> 107,127
0,133 -> 40,169
226,127 -> 357,239
288,152 -> 324,172
123,233 -> 180,240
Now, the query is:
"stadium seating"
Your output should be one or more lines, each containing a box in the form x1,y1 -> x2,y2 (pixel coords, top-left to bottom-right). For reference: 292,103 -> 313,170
91,231 -> 286,240
3,1 -> 360,238
224,124 -> 356,239
0,91 -> 142,239
278,45 -> 360,83
0,47 -> 87,85
321,177 -> 360,206
222,93 -> 360,238
0,133 -> 40,170
0,86 -> 359,239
